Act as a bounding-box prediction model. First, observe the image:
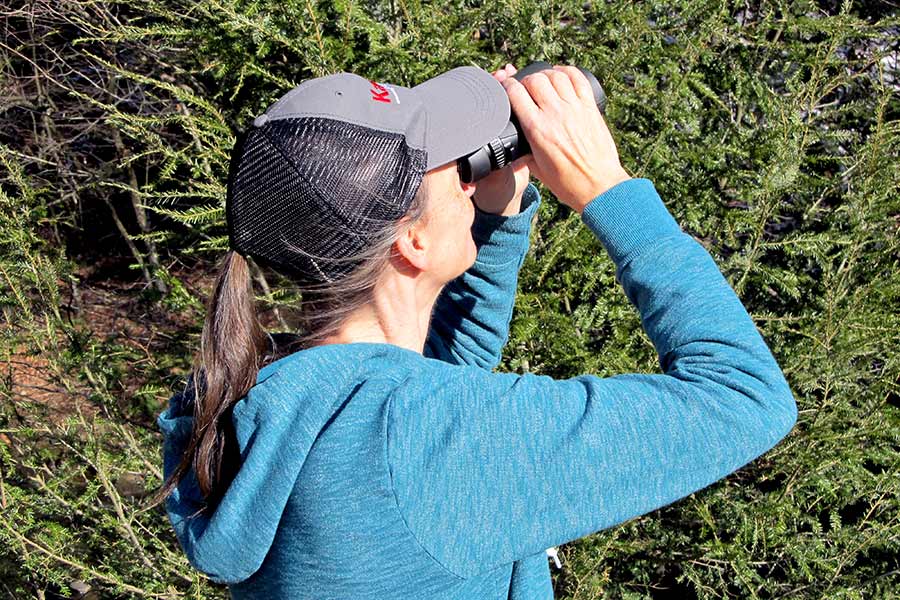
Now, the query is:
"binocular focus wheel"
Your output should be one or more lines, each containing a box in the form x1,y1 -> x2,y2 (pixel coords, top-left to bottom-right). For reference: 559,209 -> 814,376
489,139 -> 507,168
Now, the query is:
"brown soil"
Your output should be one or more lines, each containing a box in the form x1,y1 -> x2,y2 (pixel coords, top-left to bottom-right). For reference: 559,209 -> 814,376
5,256 -> 289,431
4,259 -> 215,428
4,345 -> 98,426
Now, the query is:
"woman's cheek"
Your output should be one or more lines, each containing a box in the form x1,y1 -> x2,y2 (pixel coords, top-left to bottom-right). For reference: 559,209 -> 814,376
468,201 -> 478,264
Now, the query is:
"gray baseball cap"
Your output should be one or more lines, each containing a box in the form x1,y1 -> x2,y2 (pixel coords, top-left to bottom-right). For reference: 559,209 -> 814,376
251,66 -> 511,171
226,66 -> 511,285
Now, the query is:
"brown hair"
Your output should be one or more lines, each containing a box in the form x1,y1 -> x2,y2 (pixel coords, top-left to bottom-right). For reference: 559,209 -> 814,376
146,175 -> 432,511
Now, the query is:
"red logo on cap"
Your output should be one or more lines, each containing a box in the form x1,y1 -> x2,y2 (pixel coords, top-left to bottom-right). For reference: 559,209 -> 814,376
369,80 -> 391,104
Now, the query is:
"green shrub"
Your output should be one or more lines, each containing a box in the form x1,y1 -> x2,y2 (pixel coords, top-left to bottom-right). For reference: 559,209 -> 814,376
1,0 -> 897,597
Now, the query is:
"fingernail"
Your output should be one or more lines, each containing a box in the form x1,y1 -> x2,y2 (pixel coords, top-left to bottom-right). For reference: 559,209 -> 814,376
506,63 -> 513,70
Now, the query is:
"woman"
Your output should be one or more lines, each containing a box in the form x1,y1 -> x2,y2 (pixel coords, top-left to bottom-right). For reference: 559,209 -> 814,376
153,63 -> 797,599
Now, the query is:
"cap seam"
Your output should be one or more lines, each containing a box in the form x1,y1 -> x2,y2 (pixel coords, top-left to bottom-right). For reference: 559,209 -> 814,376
261,111 -> 426,151
256,123 -> 367,250
267,76 -> 335,116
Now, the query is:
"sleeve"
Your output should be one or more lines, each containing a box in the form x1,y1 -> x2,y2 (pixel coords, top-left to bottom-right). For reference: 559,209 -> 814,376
387,178 -> 799,579
423,182 -> 542,370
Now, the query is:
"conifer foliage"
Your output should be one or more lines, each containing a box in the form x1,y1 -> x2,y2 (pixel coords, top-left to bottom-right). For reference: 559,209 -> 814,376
1,0 -> 898,597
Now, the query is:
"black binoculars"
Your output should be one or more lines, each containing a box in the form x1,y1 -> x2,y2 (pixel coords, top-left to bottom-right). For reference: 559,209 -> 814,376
457,61 -> 607,183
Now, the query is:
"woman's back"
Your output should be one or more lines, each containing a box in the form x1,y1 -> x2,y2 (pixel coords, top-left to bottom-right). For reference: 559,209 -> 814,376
158,178 -> 796,599
224,343 -> 553,599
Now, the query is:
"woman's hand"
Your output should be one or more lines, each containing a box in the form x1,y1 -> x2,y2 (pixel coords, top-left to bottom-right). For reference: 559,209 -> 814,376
499,65 -> 630,214
470,64 -> 534,217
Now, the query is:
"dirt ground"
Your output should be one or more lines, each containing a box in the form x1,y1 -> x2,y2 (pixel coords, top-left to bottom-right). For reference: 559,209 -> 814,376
4,259 -> 217,429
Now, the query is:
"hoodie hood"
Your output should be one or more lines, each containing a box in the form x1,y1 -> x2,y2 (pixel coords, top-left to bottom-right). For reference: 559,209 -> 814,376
156,341 -> 416,584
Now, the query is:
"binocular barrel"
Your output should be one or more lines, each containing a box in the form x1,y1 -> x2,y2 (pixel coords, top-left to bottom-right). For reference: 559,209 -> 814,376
458,61 -> 607,184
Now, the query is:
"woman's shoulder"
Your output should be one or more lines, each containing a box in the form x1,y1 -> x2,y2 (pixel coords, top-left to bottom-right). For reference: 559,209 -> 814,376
252,336 -> 535,405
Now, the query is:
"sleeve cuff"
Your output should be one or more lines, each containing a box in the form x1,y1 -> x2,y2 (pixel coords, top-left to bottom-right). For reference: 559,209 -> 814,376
469,182 -> 542,268
579,178 -> 682,267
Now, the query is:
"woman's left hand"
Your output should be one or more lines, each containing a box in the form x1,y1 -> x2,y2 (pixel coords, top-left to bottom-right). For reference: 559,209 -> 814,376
470,64 -> 533,217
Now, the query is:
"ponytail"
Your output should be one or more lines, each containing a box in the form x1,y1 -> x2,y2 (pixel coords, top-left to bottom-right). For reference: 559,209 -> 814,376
148,174 -> 434,512
148,251 -> 268,511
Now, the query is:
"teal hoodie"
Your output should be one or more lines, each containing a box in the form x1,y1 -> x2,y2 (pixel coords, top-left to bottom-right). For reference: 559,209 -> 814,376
157,178 -> 798,598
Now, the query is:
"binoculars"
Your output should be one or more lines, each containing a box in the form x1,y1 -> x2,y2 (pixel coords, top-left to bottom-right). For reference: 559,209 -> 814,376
457,61 -> 608,183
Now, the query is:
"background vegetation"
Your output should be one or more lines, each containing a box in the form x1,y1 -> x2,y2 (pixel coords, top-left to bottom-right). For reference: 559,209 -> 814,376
1,0 -> 898,597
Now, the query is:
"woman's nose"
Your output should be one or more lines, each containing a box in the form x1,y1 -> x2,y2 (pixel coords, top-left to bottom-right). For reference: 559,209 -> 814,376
461,179 -> 477,198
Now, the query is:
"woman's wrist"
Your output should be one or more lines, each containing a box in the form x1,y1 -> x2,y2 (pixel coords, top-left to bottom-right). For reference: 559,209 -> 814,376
473,183 -> 538,220
579,178 -> 682,267
476,194 -> 524,217
573,170 -> 632,215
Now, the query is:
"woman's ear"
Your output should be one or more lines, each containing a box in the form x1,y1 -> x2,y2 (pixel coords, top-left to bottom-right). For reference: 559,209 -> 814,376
392,219 -> 430,273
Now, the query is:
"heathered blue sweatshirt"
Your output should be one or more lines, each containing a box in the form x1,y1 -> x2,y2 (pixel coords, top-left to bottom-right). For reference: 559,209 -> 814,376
157,178 -> 798,599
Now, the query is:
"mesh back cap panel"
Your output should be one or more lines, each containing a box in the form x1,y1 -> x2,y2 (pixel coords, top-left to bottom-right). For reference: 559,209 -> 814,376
228,117 -> 427,283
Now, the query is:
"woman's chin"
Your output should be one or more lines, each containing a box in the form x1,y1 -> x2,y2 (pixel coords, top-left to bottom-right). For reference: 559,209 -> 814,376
467,241 -> 478,270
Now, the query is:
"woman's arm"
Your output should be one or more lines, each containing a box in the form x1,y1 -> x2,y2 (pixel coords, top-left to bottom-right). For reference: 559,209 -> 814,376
423,182 -> 541,369
389,178 -> 798,578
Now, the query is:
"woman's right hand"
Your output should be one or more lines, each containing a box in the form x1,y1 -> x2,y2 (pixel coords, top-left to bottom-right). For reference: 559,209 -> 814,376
499,65 -> 631,214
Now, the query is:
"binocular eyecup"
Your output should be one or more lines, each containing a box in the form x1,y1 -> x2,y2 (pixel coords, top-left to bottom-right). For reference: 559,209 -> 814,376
457,61 -> 607,184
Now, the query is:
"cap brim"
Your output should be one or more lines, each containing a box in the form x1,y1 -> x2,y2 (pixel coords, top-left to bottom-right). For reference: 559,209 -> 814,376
410,66 -> 511,171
